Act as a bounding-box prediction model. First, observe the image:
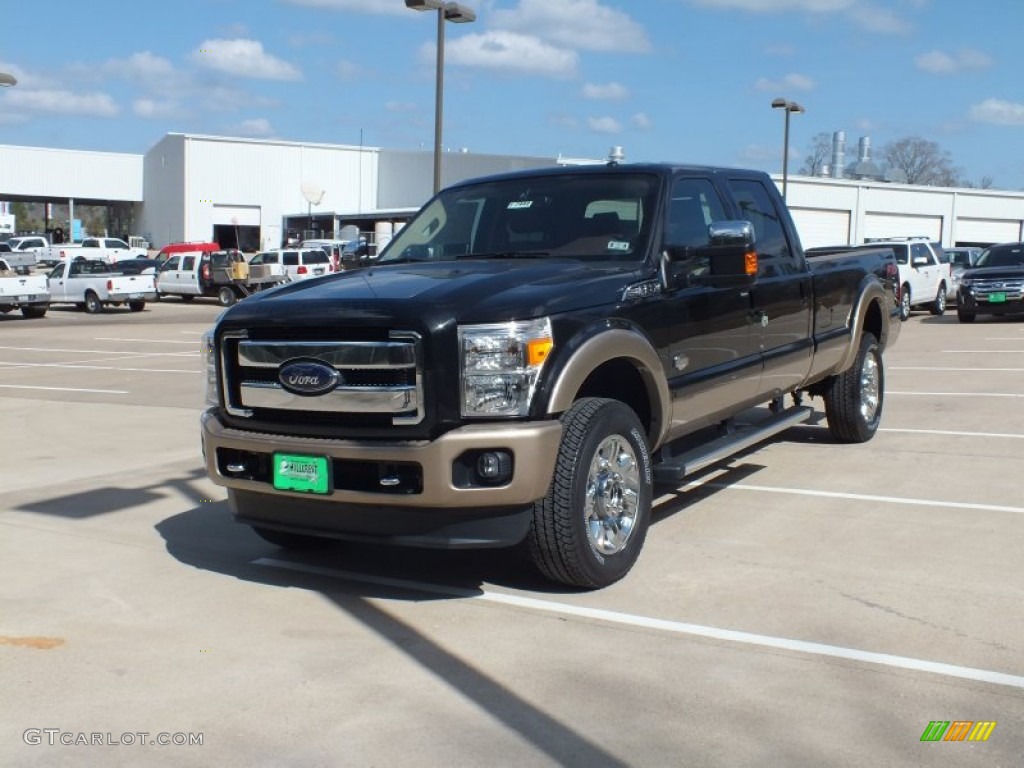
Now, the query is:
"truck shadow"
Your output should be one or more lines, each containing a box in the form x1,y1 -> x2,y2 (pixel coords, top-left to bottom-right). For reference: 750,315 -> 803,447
154,479 -> 634,767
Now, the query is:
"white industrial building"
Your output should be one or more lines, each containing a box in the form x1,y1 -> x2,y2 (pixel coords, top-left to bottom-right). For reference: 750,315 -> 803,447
2,133 -> 1024,251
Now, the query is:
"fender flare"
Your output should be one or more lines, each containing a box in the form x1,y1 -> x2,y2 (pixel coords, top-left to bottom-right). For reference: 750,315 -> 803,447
545,326 -> 671,449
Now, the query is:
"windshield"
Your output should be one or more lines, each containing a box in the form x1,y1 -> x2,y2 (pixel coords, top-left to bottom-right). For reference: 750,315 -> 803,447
378,172 -> 660,264
976,243 -> 1024,269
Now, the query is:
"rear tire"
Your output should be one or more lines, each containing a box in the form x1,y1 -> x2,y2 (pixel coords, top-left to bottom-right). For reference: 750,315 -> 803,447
526,397 -> 652,589
21,305 -> 47,319
929,284 -> 946,316
84,291 -> 103,314
250,525 -> 333,550
957,308 -> 976,323
823,333 -> 884,443
898,284 -> 911,321
128,300 -> 145,312
180,294 -> 194,302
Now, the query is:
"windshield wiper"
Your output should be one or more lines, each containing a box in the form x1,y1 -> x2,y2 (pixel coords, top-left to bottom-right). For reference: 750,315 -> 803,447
458,251 -> 549,260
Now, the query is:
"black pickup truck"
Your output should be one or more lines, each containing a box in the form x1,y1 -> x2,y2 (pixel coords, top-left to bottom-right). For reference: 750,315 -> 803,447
200,163 -> 900,588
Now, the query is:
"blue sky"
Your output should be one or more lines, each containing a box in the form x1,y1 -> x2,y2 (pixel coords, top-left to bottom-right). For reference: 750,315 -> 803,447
3,0 -> 1023,189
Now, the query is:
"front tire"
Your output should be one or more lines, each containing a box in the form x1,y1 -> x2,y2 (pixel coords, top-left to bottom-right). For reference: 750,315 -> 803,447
526,398 -> 652,589
898,284 -> 911,321
957,308 -> 976,323
823,333 -> 884,443
929,284 -> 946,316
84,291 -> 103,314
21,305 -> 47,319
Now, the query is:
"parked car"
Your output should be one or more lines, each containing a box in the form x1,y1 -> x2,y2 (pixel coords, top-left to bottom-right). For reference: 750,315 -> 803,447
941,247 -> 982,300
47,257 -> 156,314
250,248 -> 334,281
0,257 -> 49,318
956,242 -> 1024,323
157,246 -> 288,306
859,238 -> 949,320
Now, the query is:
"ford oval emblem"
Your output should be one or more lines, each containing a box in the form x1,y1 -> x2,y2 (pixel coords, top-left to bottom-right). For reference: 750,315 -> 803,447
278,360 -> 340,396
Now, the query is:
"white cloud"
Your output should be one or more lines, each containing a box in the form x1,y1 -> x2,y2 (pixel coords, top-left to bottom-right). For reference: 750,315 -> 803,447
231,118 -> 276,137
3,89 -> 118,117
100,52 -> 177,89
588,116 -> 622,134
443,32 -> 578,78
582,82 -> 629,100
692,0 -> 855,12
386,101 -> 417,113
693,0 -> 912,34
191,39 -> 302,81
754,73 -> 815,92
969,99 -> 1024,126
492,0 -> 650,53
133,98 -> 178,118
915,48 -> 993,75
282,0 -> 411,13
336,60 -> 360,80
631,112 -> 652,130
0,61 -> 55,89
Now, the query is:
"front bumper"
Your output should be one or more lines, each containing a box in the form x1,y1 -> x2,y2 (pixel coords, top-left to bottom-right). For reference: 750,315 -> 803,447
201,409 -> 562,509
957,290 -> 1024,316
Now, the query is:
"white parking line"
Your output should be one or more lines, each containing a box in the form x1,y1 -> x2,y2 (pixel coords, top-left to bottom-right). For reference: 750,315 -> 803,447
680,479 -> 1024,516
888,391 -> 1024,398
0,384 -> 128,394
0,345 -> 191,356
0,362 -> 194,374
253,557 -> 1024,691
881,427 -> 1024,439
942,349 -> 1024,353
891,366 -> 1024,372
94,337 -> 199,345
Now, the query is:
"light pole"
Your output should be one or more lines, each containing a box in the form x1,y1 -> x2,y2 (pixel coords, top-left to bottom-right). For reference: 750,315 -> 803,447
405,0 -> 476,195
771,97 -> 804,200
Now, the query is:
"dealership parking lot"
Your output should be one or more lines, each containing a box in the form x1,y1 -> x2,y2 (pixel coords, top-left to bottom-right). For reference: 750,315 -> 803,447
1,300 -> 1022,767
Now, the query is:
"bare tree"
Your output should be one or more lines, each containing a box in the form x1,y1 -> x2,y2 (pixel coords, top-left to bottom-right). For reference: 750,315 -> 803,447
798,132 -> 832,176
881,136 -> 960,186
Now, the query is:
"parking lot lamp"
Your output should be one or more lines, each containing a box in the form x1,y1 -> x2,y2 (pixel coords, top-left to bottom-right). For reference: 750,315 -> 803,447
771,97 -> 804,200
405,0 -> 477,195
0,72 -> 17,87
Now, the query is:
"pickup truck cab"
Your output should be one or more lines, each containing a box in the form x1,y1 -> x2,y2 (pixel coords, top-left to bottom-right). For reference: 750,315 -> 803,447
0,258 -> 49,318
47,257 -> 156,313
201,162 -> 900,588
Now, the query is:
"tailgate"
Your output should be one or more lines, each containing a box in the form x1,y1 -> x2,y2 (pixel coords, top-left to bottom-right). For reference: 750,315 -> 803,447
110,275 -> 156,293
0,276 -> 48,297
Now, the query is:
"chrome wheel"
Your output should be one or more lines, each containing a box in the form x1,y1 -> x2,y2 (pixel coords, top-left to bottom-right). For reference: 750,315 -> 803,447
584,434 -> 641,555
859,350 -> 881,424
899,288 -> 911,320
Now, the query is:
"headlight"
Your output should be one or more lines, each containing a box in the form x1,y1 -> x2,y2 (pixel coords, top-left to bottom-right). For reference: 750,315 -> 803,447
202,328 -> 218,406
459,318 -> 553,417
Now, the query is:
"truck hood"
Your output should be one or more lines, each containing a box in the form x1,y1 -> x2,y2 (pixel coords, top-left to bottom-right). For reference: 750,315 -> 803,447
221,259 -> 643,328
962,265 -> 1024,281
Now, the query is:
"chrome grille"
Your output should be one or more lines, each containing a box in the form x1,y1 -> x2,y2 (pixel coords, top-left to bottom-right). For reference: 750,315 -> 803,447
220,330 -> 424,425
970,278 -> 1024,301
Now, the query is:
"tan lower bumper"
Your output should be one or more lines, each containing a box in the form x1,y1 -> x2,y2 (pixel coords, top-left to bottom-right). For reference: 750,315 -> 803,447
201,410 -> 563,508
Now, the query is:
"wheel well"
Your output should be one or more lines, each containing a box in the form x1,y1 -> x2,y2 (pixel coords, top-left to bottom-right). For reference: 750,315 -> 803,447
573,359 -> 653,442
863,297 -> 883,343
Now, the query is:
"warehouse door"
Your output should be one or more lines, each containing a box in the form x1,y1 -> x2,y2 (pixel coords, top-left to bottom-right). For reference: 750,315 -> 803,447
212,205 -> 261,252
789,208 -> 851,248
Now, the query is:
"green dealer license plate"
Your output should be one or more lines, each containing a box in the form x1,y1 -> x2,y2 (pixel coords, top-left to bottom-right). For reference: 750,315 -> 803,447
273,453 -> 331,494
987,292 -> 1007,303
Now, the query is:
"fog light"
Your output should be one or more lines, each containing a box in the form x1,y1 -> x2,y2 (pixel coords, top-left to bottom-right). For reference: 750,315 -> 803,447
476,451 -> 513,485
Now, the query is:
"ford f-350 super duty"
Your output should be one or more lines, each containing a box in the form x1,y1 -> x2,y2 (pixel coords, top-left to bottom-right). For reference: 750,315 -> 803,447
200,163 -> 900,588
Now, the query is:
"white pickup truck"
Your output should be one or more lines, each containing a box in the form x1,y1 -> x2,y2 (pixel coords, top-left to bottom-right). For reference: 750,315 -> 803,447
47,258 -> 157,314
0,258 -> 49,318
8,235 -> 148,267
